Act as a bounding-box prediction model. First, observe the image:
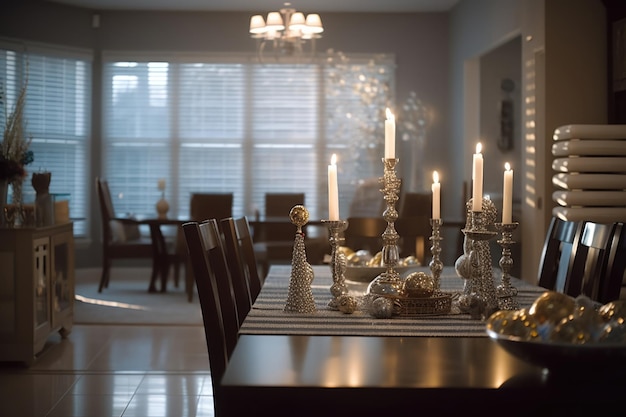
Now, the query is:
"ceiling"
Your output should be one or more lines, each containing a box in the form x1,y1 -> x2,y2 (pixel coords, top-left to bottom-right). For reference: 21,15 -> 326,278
45,0 -> 461,13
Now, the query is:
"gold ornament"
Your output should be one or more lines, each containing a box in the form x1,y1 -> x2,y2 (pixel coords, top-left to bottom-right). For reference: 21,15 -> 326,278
599,300 -> 626,324
528,291 -> 576,325
366,251 -> 382,266
550,315 -> 592,344
338,295 -> 357,314
403,271 -> 435,298
486,309 -> 516,334
498,308 -> 540,339
289,205 -> 309,227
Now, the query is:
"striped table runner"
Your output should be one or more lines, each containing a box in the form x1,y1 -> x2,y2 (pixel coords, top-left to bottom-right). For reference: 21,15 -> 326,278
240,265 -> 547,337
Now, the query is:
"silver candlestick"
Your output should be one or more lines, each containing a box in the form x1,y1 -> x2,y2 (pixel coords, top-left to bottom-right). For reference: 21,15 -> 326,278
429,218 -> 443,291
494,222 -> 520,310
324,219 -> 349,310
367,158 -> 402,297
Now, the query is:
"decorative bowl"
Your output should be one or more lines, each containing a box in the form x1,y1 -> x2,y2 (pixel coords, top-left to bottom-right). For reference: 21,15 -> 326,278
344,265 -> 420,283
486,328 -> 626,370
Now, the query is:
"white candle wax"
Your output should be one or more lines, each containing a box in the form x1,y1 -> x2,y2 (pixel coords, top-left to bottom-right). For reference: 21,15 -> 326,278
432,170 -> 440,220
158,178 -> 166,191
472,143 -> 483,211
385,108 -> 395,159
502,162 -> 513,224
328,154 -> 339,221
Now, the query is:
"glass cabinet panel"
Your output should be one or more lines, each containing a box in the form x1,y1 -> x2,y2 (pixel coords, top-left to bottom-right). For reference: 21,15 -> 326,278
53,240 -> 70,314
33,238 -> 49,328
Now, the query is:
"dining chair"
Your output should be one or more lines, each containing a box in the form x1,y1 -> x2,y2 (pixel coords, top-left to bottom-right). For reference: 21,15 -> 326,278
181,219 -> 234,417
178,192 -> 234,297
95,177 -> 155,292
537,216 -> 582,294
219,217 -> 255,325
344,217 -> 387,256
222,217 -> 265,303
182,219 -> 240,358
254,192 -> 304,267
568,221 -> 624,303
189,192 -> 234,221
601,222 -> 626,302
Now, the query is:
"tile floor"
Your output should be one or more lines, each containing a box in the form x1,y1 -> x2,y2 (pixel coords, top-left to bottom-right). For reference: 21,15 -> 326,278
0,324 -> 213,417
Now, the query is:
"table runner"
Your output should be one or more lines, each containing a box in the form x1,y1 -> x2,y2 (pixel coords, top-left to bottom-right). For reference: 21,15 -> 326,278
239,265 -> 547,337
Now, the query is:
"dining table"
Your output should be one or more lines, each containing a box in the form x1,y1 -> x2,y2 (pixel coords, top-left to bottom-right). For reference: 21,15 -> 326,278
220,264 -> 626,416
143,215 -> 326,295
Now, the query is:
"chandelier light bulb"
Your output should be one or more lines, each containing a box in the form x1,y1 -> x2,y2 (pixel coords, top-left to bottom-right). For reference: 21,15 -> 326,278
304,14 -> 324,34
289,12 -> 306,31
250,3 -> 323,63
265,12 -> 285,31
249,15 -> 267,34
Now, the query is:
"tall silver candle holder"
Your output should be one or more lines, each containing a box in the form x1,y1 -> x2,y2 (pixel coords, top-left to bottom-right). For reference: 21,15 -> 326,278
367,158 -> 402,297
324,219 -> 349,310
458,198 -> 498,320
429,218 -> 443,291
494,222 -> 520,310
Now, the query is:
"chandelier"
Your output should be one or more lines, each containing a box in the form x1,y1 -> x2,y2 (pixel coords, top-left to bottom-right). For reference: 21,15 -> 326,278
249,2 -> 324,63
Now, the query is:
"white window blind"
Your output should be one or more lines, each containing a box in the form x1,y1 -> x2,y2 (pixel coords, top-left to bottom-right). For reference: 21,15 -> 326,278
0,40 -> 91,236
102,53 -> 394,222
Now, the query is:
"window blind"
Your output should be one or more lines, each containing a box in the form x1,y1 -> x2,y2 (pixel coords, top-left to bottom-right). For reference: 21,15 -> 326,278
0,40 -> 91,236
102,52 -> 394,224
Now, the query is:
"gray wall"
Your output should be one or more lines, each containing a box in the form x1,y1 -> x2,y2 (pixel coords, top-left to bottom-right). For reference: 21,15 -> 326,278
1,0 -> 451,267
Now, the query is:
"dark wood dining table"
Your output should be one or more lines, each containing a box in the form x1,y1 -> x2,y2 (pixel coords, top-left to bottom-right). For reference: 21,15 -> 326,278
220,265 -> 626,416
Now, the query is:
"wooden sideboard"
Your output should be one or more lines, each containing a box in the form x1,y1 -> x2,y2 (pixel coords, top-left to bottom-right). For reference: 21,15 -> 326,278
0,222 -> 74,365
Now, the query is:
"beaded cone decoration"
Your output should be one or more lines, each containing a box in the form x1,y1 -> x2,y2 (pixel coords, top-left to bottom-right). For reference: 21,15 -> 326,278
455,197 -> 498,319
284,205 -> 316,313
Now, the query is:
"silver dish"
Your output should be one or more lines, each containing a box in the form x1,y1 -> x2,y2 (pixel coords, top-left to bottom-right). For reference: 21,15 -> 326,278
487,328 -> 626,370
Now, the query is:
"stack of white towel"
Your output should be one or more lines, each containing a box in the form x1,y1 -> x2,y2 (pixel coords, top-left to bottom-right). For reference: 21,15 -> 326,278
551,124 -> 626,222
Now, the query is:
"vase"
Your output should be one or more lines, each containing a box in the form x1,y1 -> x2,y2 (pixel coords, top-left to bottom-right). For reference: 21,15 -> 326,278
32,172 -> 54,227
156,193 -> 169,219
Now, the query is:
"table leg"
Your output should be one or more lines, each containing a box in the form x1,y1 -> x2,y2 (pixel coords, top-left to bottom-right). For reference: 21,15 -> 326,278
148,224 -> 170,293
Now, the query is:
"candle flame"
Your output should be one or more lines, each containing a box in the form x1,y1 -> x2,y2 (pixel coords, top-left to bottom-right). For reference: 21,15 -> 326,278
476,142 -> 482,154
386,108 -> 394,121
433,170 -> 439,184
505,162 -> 511,171
331,154 -> 337,165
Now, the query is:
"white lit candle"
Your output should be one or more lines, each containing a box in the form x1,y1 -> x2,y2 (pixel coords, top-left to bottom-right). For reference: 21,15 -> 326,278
158,178 -> 166,191
502,162 -> 513,224
384,108 -> 395,159
432,170 -> 441,220
472,143 -> 483,211
328,154 -> 339,221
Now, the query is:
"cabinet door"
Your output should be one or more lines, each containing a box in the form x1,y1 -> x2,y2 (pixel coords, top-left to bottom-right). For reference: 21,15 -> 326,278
50,228 -> 73,329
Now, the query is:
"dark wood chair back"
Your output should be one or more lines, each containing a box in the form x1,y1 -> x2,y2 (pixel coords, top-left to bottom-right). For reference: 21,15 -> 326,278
569,221 -> 623,303
538,217 -> 624,303
537,217 -> 582,293
344,217 -> 387,255
233,217 -> 264,289
220,217 -> 255,324
602,222 -> 626,303
95,177 -> 154,292
183,220 -> 239,355
256,192 -> 304,265
181,220 -> 230,415
190,193 -> 233,221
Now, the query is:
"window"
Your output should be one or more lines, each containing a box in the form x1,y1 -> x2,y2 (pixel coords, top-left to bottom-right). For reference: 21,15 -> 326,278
102,52 -> 394,222
0,40 -> 92,236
